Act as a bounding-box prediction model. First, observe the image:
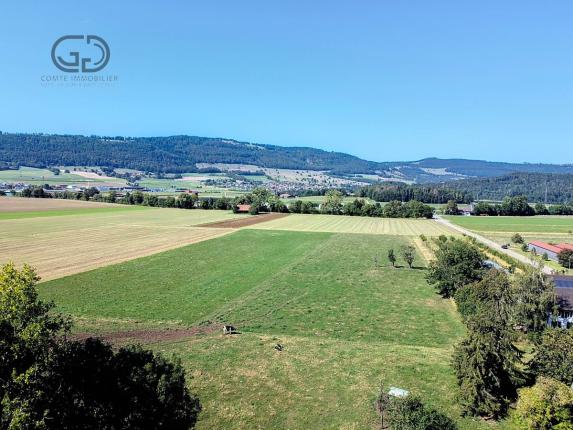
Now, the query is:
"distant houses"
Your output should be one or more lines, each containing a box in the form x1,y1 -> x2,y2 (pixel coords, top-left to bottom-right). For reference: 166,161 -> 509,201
235,204 -> 251,213
527,241 -> 573,261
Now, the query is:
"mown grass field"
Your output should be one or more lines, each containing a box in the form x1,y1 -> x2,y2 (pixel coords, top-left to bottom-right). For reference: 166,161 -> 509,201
249,213 -> 457,236
444,215 -> 573,233
0,166 -> 124,185
40,230 -> 489,430
0,204 -> 244,280
0,196 -> 127,212
0,196 -> 142,219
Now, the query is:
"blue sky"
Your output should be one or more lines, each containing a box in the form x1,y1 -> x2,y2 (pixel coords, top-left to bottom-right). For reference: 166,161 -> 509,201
0,1 -> 571,163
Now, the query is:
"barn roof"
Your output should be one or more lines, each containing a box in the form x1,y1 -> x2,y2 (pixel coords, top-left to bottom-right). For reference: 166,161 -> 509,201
529,241 -> 563,254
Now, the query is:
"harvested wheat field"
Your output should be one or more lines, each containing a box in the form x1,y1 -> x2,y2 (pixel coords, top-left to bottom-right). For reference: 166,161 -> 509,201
0,196 -> 121,212
0,207 -> 243,280
247,213 -> 458,236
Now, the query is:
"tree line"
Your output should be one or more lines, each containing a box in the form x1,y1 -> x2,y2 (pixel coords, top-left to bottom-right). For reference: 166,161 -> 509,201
471,195 -> 573,216
357,182 -> 473,204
426,236 -> 573,427
17,187 -> 436,219
441,172 -> 573,204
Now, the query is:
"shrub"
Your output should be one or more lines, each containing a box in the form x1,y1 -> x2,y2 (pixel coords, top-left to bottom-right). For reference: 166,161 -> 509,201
511,377 -> 573,430
512,233 -> 525,244
558,249 -> 573,269
377,393 -> 457,430
0,263 -> 201,429
530,329 -> 573,386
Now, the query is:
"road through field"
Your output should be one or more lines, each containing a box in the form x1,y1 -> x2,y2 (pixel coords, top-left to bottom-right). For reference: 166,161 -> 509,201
435,216 -> 552,274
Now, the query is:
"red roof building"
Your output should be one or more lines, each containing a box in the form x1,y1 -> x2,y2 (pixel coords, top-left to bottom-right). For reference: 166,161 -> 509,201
529,241 -> 564,254
528,241 -> 573,262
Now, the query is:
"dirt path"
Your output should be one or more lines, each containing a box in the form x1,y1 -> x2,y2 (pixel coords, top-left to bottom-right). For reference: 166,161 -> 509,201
434,216 -> 552,274
412,238 -> 434,263
71,325 -> 219,344
198,212 -> 289,228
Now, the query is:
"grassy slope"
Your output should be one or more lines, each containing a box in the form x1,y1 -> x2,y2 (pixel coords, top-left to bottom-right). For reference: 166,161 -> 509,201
40,230 -> 488,429
444,215 -> 573,233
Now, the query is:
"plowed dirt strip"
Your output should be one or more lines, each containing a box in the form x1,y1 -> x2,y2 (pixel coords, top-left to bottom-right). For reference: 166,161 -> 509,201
198,212 -> 289,228
0,208 -> 242,280
71,325 -> 219,344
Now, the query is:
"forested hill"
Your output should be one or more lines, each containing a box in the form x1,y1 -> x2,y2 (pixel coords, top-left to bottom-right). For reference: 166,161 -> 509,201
1,132 -> 572,181
439,173 -> 573,204
0,133 -> 382,174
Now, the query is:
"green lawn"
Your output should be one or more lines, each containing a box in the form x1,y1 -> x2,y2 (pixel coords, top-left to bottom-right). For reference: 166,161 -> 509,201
444,215 -> 573,233
39,229 -> 492,429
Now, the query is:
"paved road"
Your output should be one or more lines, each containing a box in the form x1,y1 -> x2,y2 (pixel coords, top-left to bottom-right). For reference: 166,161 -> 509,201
434,215 -> 553,275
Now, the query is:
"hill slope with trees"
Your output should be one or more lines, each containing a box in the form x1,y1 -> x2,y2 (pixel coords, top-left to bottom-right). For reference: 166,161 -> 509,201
1,132 -> 572,182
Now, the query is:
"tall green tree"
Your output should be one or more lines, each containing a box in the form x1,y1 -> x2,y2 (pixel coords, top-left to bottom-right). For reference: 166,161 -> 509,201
321,190 -> 344,215
401,245 -> 416,269
452,270 -> 523,418
426,238 -> 485,298
0,263 -> 69,402
530,329 -> 573,386
0,263 -> 200,429
558,249 -> 573,269
387,249 -> 396,267
513,267 -> 555,336
444,200 -> 459,215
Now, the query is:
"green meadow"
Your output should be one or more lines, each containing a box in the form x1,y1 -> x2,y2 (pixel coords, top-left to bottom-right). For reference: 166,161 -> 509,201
0,166 -> 121,185
40,229 -> 491,429
444,215 -> 573,233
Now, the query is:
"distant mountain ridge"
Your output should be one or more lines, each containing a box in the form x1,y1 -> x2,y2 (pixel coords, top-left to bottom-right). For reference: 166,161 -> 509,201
0,132 -> 572,183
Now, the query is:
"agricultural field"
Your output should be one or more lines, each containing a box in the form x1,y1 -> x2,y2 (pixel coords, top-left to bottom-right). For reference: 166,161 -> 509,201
444,215 -> 573,274
0,196 -> 136,219
249,213 -> 457,236
40,230 -> 489,430
196,163 -> 370,187
0,200 -> 245,280
443,215 -> 573,234
0,166 -> 126,186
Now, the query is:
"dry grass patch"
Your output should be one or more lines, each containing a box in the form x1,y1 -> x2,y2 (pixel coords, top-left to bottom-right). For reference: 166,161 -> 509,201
0,208 -> 242,280
0,197 -> 119,212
